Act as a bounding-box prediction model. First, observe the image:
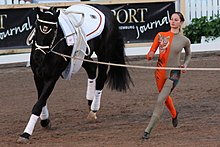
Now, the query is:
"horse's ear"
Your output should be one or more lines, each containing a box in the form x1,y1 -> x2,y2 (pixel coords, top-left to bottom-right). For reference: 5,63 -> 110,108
56,10 -> 60,17
35,7 -> 41,14
50,7 -> 57,12
35,7 -> 42,19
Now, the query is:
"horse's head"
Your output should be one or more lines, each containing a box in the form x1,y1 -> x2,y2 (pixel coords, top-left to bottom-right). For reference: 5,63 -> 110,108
34,7 -> 60,48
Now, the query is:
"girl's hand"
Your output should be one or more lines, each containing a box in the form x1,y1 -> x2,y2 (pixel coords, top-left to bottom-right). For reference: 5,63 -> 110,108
180,65 -> 186,73
146,51 -> 154,60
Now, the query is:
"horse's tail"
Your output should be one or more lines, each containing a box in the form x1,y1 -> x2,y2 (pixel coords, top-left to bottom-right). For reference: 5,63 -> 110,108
106,30 -> 133,92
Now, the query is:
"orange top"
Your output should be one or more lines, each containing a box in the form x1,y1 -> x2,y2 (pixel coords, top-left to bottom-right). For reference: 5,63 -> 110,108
147,31 -> 174,68
146,31 -> 191,78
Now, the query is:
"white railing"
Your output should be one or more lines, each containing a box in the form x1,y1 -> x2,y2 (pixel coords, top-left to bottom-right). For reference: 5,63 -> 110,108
185,0 -> 220,24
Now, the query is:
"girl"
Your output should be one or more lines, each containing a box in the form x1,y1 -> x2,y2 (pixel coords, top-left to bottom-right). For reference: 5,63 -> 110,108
142,12 -> 191,139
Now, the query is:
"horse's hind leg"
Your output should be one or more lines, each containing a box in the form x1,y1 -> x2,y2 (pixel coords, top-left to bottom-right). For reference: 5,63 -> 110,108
87,63 -> 108,120
82,58 -> 97,110
92,63 -> 108,109
86,79 -> 96,107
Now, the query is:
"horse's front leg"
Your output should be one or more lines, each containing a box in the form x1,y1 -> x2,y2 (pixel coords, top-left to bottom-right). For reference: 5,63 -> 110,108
17,77 -> 58,144
33,75 -> 51,129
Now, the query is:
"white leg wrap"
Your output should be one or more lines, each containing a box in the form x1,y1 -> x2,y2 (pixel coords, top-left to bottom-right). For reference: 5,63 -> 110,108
40,105 -> 49,120
24,114 -> 39,135
86,79 -> 96,101
91,90 -> 102,111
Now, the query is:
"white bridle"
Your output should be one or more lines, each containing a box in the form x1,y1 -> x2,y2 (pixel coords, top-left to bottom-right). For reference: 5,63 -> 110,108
33,12 -> 58,54
26,7 -> 90,61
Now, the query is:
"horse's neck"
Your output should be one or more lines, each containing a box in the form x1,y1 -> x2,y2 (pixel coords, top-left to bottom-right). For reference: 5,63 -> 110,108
53,24 -> 72,54
55,25 -> 65,42
53,25 -> 67,48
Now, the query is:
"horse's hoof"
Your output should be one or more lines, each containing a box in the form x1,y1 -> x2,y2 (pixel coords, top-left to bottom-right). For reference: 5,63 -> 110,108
16,136 -> 30,144
41,119 -> 52,130
44,121 -> 52,130
87,111 -> 97,121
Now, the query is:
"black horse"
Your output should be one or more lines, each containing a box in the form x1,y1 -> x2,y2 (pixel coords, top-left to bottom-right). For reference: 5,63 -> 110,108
17,4 -> 132,143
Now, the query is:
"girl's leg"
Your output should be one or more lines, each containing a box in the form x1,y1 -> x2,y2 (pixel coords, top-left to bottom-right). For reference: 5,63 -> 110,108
144,79 -> 173,134
156,72 -> 177,120
157,70 -> 179,119
143,70 -> 181,139
165,96 -> 177,118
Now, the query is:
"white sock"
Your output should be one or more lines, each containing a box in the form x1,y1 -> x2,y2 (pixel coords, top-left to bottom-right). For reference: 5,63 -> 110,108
40,105 -> 49,120
24,114 -> 39,135
86,79 -> 96,101
91,90 -> 102,111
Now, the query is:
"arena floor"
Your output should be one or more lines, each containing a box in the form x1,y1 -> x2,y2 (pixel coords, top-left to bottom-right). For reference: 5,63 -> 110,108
0,52 -> 220,147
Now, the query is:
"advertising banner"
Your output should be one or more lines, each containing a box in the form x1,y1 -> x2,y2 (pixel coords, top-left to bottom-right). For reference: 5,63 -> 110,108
109,2 -> 175,43
0,2 -> 175,49
0,8 -> 36,49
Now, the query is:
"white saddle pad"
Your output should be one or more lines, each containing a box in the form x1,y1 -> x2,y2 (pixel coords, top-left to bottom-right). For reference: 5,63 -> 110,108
59,4 -> 105,45
60,4 -> 105,80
